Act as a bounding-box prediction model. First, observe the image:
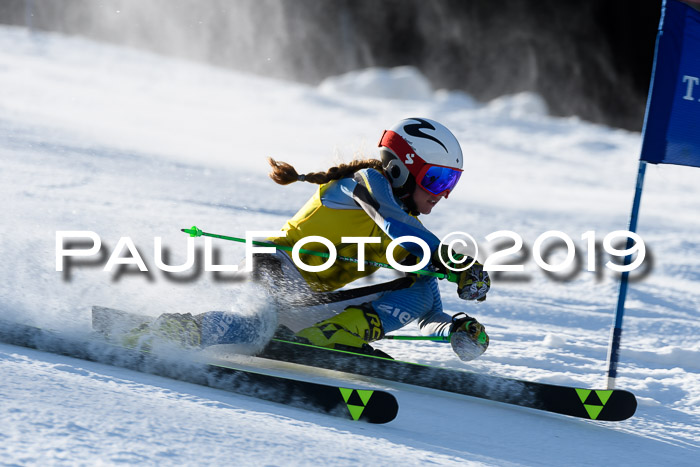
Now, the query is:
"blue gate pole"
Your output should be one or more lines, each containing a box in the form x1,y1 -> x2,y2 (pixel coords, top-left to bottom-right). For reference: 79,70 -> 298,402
605,160 -> 647,389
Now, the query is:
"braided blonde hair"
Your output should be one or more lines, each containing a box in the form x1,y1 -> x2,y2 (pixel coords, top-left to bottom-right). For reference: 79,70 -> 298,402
267,157 -> 383,185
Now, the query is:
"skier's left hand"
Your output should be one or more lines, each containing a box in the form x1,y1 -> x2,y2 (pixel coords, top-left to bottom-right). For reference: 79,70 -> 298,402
455,260 -> 490,301
432,246 -> 490,301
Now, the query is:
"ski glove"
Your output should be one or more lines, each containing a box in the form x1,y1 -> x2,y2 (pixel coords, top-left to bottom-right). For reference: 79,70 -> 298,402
449,312 -> 489,361
456,260 -> 490,301
432,247 -> 491,301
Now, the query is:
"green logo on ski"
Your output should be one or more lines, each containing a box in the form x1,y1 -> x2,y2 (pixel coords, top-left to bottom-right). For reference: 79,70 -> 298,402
339,388 -> 374,420
575,389 -> 613,420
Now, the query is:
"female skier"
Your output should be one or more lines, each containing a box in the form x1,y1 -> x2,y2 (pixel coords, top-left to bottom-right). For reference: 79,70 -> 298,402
141,118 -> 491,361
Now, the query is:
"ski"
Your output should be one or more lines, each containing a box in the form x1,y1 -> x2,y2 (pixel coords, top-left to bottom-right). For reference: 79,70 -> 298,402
0,319 -> 398,424
90,306 -> 637,421
257,338 -> 637,421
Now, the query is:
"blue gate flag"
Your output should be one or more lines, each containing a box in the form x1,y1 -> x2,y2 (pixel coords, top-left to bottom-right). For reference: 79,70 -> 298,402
640,0 -> 700,168
606,0 -> 700,389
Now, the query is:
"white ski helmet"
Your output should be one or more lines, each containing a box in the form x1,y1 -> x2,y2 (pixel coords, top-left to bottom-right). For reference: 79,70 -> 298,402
379,118 -> 463,198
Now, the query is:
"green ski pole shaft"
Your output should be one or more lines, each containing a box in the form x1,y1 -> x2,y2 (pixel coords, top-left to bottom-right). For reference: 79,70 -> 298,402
384,335 -> 451,342
181,225 -> 457,282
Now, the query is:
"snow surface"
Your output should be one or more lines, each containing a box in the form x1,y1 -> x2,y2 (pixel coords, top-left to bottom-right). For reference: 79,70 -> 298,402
1,26 -> 699,465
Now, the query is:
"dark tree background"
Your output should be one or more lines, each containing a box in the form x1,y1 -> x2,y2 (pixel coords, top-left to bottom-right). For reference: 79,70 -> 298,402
0,0 -> 662,130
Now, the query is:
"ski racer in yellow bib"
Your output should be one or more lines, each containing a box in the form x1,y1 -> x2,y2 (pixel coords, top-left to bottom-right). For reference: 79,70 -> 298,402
140,118 -> 491,361
264,169 -> 416,292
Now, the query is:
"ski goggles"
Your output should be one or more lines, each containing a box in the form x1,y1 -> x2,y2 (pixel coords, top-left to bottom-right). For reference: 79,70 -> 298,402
416,164 -> 462,197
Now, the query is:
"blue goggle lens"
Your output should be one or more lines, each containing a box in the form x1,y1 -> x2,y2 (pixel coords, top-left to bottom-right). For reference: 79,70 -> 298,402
420,166 -> 462,195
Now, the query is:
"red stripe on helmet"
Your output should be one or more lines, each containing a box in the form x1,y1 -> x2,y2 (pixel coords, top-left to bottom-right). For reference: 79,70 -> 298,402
378,130 -> 427,179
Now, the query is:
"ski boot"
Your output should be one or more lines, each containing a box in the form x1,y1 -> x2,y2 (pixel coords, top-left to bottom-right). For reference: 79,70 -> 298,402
293,305 -> 392,358
123,313 -> 202,350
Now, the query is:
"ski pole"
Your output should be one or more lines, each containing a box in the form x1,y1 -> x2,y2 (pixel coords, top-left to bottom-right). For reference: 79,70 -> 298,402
181,225 -> 458,282
384,335 -> 450,342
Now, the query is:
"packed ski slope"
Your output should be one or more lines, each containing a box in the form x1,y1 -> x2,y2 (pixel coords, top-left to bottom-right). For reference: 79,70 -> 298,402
1,27 -> 699,465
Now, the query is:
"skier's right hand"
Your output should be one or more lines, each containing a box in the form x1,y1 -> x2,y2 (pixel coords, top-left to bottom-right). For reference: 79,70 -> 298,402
449,313 -> 489,361
450,314 -> 487,338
